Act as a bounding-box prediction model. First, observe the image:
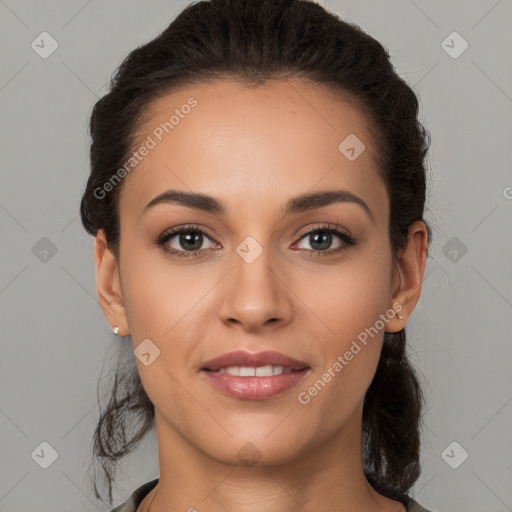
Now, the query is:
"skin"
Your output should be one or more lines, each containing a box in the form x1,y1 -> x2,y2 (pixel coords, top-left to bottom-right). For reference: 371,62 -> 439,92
94,78 -> 428,512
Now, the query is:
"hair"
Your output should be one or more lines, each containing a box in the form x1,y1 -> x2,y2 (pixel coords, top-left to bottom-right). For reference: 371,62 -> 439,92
80,0 -> 432,506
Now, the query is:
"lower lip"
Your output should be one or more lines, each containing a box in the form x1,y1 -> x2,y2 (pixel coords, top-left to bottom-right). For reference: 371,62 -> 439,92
201,368 -> 310,400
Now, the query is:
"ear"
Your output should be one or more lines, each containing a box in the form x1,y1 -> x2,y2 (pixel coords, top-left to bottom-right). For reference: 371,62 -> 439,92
386,220 -> 428,333
94,229 -> 129,336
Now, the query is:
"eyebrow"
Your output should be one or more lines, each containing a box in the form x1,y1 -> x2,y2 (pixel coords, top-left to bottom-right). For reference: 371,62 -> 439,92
143,188 -> 375,223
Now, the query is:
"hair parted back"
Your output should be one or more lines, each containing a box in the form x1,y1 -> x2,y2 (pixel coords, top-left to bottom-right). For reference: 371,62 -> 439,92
80,0 -> 432,506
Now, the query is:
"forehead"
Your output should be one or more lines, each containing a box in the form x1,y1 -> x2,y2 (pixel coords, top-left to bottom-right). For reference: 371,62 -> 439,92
118,78 -> 388,224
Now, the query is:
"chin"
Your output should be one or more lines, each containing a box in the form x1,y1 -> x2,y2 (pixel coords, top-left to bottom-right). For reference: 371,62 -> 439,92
204,432 -> 308,468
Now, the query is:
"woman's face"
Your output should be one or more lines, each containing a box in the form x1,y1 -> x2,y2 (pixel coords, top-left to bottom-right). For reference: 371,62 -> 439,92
96,78 -> 424,467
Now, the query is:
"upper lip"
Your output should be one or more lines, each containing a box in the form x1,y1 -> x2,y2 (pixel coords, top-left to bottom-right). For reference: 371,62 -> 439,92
201,350 -> 309,371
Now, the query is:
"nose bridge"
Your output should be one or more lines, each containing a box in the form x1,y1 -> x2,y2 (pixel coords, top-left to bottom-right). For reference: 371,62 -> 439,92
217,235 -> 293,329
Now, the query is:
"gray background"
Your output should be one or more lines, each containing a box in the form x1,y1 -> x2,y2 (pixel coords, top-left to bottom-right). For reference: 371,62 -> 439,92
1,1 -> 511,511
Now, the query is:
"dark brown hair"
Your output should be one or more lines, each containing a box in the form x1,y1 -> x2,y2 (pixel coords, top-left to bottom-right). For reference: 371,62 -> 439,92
80,0 -> 432,506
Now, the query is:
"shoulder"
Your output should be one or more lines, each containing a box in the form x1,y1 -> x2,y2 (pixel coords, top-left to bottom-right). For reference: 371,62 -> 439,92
108,479 -> 437,512
109,478 -> 159,512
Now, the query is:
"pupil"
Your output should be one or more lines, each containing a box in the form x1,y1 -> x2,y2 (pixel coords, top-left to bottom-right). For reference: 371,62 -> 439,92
180,232 -> 202,251
311,231 -> 331,250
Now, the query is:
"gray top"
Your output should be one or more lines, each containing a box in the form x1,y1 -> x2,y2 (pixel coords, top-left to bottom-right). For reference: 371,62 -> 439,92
110,478 -> 437,512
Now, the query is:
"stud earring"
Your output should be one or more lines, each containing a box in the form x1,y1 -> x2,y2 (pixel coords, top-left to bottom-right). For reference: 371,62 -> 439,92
112,326 -> 120,335
397,313 -> 404,321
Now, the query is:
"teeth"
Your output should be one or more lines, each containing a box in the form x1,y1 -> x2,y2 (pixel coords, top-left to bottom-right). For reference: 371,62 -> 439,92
217,365 -> 293,376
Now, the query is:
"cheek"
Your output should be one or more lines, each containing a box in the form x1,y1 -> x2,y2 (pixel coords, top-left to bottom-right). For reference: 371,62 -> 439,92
119,244 -> 210,338
295,247 -> 393,346
118,249 -> 207,401
292,244 -> 392,401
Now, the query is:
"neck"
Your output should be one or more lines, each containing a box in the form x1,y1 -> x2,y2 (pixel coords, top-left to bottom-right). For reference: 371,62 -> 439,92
141,404 -> 404,512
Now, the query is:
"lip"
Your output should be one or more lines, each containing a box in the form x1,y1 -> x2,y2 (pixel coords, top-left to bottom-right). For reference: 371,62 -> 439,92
200,349 -> 309,371
201,368 -> 311,400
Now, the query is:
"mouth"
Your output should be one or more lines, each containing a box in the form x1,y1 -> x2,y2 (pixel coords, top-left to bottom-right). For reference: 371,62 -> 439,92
200,365 -> 311,400
199,349 -> 311,400
200,349 -> 310,373
202,365 -> 307,376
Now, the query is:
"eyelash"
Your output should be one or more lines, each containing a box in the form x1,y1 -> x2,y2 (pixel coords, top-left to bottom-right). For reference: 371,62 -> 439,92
155,223 -> 356,259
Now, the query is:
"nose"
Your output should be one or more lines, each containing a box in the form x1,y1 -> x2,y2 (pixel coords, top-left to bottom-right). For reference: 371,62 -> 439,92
217,247 -> 294,332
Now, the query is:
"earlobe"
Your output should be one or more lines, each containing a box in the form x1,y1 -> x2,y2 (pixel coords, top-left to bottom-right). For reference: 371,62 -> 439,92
386,220 -> 428,333
94,229 -> 129,336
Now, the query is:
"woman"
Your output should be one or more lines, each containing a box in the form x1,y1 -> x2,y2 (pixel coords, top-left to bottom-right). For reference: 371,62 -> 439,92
80,0 -> 435,510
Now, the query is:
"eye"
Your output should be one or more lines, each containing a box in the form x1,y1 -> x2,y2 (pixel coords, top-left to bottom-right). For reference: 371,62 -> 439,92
155,224 -> 219,258
155,223 -> 356,259
293,223 -> 355,257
